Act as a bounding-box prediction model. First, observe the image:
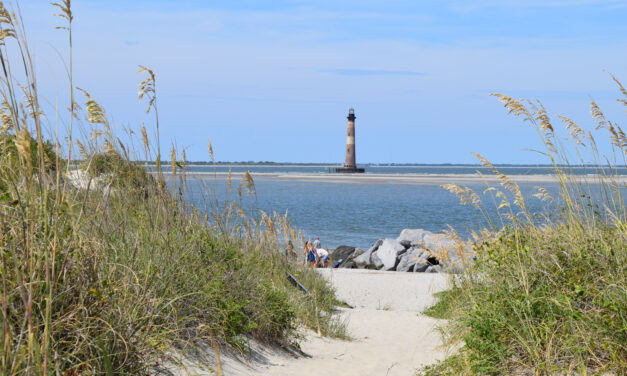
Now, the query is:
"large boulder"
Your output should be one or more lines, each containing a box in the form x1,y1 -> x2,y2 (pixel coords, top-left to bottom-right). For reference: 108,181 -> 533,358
396,252 -> 414,272
374,238 -> 406,271
413,262 -> 430,272
397,229 -> 431,247
371,252 -> 384,270
331,245 -> 356,261
399,229 -> 473,273
396,247 -> 429,272
421,233 -> 467,272
353,240 -> 383,269
367,239 -> 384,254
425,265 -> 443,273
333,247 -> 364,268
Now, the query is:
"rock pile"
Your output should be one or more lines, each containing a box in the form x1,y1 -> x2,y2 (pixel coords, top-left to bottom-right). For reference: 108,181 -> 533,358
330,229 -> 471,273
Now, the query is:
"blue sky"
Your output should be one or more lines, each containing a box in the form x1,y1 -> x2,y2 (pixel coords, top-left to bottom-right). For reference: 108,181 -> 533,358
19,0 -> 627,163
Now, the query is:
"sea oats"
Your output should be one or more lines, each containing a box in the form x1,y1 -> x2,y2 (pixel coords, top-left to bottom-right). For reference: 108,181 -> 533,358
607,71 -> 627,110
207,137 -> 214,162
52,0 -> 73,24
0,2 -> 15,44
227,167 -> 232,191
533,186 -> 553,202
590,100 -> 607,130
14,126 -> 31,169
77,88 -> 106,125
559,115 -> 585,146
76,139 -> 88,159
244,170 -> 255,196
492,94 -> 532,121
170,144 -> 176,176
140,123 -> 150,154
442,183 -> 470,205
137,65 -> 156,113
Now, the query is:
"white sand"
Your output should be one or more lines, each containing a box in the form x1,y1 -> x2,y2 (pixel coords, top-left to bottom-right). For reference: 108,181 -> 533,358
161,270 -> 453,376
247,269 -> 452,376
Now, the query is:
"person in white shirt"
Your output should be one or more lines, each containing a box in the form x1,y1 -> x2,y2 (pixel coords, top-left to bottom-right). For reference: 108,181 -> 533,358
316,247 -> 329,267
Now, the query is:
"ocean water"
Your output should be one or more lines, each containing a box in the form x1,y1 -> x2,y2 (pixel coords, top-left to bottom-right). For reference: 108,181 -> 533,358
173,165 -> 624,250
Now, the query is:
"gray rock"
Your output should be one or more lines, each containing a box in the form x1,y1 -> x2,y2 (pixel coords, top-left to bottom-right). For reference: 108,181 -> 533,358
423,233 -> 456,254
331,246 -> 356,261
425,265 -> 443,273
413,262 -> 429,272
374,238 -> 406,271
352,239 -> 384,269
352,247 -> 365,258
353,241 -> 382,269
367,239 -> 384,254
353,249 -> 373,269
397,229 -> 431,246
345,248 -> 364,268
399,239 -> 412,248
332,246 -> 364,268
421,234 -> 468,272
371,252 -> 384,270
342,260 -> 357,268
396,248 -> 426,272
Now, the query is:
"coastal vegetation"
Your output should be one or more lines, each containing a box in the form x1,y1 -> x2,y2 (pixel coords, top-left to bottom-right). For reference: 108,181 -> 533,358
0,2 -> 342,374
424,82 -> 627,375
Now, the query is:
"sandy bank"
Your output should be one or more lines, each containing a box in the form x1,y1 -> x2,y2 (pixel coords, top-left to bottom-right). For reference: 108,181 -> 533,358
164,171 -> 627,184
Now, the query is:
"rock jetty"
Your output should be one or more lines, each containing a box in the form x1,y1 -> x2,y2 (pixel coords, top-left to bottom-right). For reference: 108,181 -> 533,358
330,229 -> 472,273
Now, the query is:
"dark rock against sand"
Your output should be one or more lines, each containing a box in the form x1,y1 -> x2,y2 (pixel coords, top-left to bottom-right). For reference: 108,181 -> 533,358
331,246 -> 364,268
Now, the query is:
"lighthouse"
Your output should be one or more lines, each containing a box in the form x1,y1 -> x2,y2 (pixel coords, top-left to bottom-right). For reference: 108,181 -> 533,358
335,108 -> 365,173
344,108 -> 356,169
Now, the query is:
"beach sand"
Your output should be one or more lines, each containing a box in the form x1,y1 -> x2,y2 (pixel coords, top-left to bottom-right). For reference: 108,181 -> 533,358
247,269 -> 452,376
174,171 -> 627,185
163,269 -> 453,376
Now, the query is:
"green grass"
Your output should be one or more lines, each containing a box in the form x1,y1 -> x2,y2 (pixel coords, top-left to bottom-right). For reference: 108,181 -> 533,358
0,2 -> 345,374
422,83 -> 627,375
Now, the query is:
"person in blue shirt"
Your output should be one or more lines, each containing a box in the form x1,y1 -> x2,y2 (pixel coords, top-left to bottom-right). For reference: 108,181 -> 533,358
305,241 -> 319,266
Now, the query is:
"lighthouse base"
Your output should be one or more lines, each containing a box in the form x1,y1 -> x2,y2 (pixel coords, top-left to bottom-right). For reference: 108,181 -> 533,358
332,167 -> 365,173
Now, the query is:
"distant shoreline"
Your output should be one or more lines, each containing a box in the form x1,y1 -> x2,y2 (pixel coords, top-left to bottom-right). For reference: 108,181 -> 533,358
159,171 -> 627,184
143,162 -> 624,168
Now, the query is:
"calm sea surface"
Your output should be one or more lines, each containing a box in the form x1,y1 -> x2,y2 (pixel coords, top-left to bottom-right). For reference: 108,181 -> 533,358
170,165 -> 625,249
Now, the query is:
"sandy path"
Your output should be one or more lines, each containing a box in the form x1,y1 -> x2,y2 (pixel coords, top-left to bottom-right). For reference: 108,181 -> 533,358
161,270 -> 452,376
248,269 -> 452,376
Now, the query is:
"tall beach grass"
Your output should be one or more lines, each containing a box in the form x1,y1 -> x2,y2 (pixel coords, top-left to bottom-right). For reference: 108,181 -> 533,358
423,80 -> 627,375
0,2 -> 343,374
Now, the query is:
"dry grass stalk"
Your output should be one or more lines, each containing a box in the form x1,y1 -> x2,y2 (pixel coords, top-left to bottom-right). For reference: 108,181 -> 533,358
207,137 -> 214,162
170,144 -> 176,176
